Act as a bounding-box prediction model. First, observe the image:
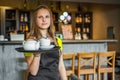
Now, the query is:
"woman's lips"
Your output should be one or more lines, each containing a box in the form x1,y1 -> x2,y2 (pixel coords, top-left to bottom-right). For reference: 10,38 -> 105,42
42,23 -> 47,25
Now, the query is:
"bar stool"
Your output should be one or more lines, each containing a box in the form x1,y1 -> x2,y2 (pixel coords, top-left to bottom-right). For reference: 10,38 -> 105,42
77,52 -> 96,80
97,51 -> 116,80
62,53 -> 76,79
24,69 -> 29,80
25,71 -> 28,80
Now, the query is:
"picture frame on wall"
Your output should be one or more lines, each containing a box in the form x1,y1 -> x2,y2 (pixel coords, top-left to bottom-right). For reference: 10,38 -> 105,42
107,26 -> 115,39
0,9 -> 1,35
61,24 -> 73,40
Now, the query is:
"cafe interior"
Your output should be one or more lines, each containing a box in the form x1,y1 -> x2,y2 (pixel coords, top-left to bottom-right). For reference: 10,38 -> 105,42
0,0 -> 120,80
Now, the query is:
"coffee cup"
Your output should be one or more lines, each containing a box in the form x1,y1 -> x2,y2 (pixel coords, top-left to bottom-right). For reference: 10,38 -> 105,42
23,40 -> 40,50
40,38 -> 50,46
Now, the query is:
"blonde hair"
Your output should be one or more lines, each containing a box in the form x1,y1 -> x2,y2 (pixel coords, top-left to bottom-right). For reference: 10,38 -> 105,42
28,5 -> 57,45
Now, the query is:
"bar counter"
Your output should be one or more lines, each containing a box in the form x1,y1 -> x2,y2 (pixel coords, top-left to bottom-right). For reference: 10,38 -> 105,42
0,39 -> 117,80
0,39 -> 117,44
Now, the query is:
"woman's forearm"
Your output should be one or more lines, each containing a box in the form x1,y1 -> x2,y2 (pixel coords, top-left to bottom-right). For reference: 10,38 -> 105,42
26,53 -> 41,76
59,65 -> 67,80
59,55 -> 67,80
29,56 -> 40,75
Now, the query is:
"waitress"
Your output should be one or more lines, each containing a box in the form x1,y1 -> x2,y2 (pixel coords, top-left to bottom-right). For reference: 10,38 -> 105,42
24,5 -> 67,80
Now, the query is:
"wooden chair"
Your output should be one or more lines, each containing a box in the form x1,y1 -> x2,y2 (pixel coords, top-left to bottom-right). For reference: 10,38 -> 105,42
77,52 -> 96,80
25,70 -> 28,80
63,53 -> 76,78
97,51 -> 116,80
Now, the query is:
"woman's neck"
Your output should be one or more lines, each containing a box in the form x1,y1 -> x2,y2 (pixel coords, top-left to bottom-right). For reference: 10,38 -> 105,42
40,30 -> 48,39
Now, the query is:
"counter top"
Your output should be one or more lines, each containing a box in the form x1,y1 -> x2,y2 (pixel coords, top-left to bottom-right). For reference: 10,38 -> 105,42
62,39 -> 118,43
0,39 -> 117,45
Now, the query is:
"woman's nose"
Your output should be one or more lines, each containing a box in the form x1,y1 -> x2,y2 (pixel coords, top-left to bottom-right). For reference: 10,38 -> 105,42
42,17 -> 46,22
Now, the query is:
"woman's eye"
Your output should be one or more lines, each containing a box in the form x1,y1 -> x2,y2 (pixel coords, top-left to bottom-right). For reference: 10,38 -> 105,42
38,16 -> 42,18
46,15 -> 50,18
37,15 -> 50,19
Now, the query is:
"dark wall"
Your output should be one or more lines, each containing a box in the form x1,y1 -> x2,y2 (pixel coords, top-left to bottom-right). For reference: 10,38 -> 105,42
50,0 -> 120,4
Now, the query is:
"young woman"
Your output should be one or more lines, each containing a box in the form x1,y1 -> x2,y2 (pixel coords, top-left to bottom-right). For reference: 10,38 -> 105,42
25,5 -> 67,80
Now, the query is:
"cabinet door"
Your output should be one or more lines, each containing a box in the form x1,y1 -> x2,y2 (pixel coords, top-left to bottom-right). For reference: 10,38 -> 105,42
5,9 -> 17,39
75,12 -> 92,39
83,12 -> 92,39
18,10 -> 30,33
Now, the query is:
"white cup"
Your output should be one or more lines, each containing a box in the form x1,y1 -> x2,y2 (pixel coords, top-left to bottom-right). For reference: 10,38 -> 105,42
40,38 -> 50,46
23,40 -> 40,50
0,35 -> 4,41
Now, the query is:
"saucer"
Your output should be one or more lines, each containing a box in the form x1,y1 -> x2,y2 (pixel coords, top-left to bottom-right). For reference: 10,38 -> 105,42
40,45 -> 55,50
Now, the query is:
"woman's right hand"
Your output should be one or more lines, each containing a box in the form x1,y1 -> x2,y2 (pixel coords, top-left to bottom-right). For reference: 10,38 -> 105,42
34,52 -> 41,57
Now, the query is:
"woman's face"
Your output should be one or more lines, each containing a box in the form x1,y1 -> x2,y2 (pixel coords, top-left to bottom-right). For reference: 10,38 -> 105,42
36,8 -> 50,30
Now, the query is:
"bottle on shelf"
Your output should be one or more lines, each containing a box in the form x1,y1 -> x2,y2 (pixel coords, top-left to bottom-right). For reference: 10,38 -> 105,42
75,33 -> 78,40
20,24 -> 23,32
87,16 -> 91,23
24,13 -> 28,22
20,14 -> 24,22
82,33 -> 88,40
76,14 -> 82,23
86,27 -> 90,33
84,14 -> 91,23
75,16 -> 79,23
12,13 -> 15,20
77,27 -> 81,40
25,24 -> 29,31
23,24 -> 26,32
79,14 -> 82,23
74,28 -> 78,40
74,27 -> 81,40
83,27 -> 86,33
85,14 -> 88,23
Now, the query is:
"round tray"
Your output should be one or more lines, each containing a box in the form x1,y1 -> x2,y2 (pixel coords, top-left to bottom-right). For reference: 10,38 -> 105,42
15,46 -> 60,53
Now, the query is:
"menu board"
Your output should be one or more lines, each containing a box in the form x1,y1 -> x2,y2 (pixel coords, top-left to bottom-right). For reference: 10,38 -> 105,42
61,24 -> 73,39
